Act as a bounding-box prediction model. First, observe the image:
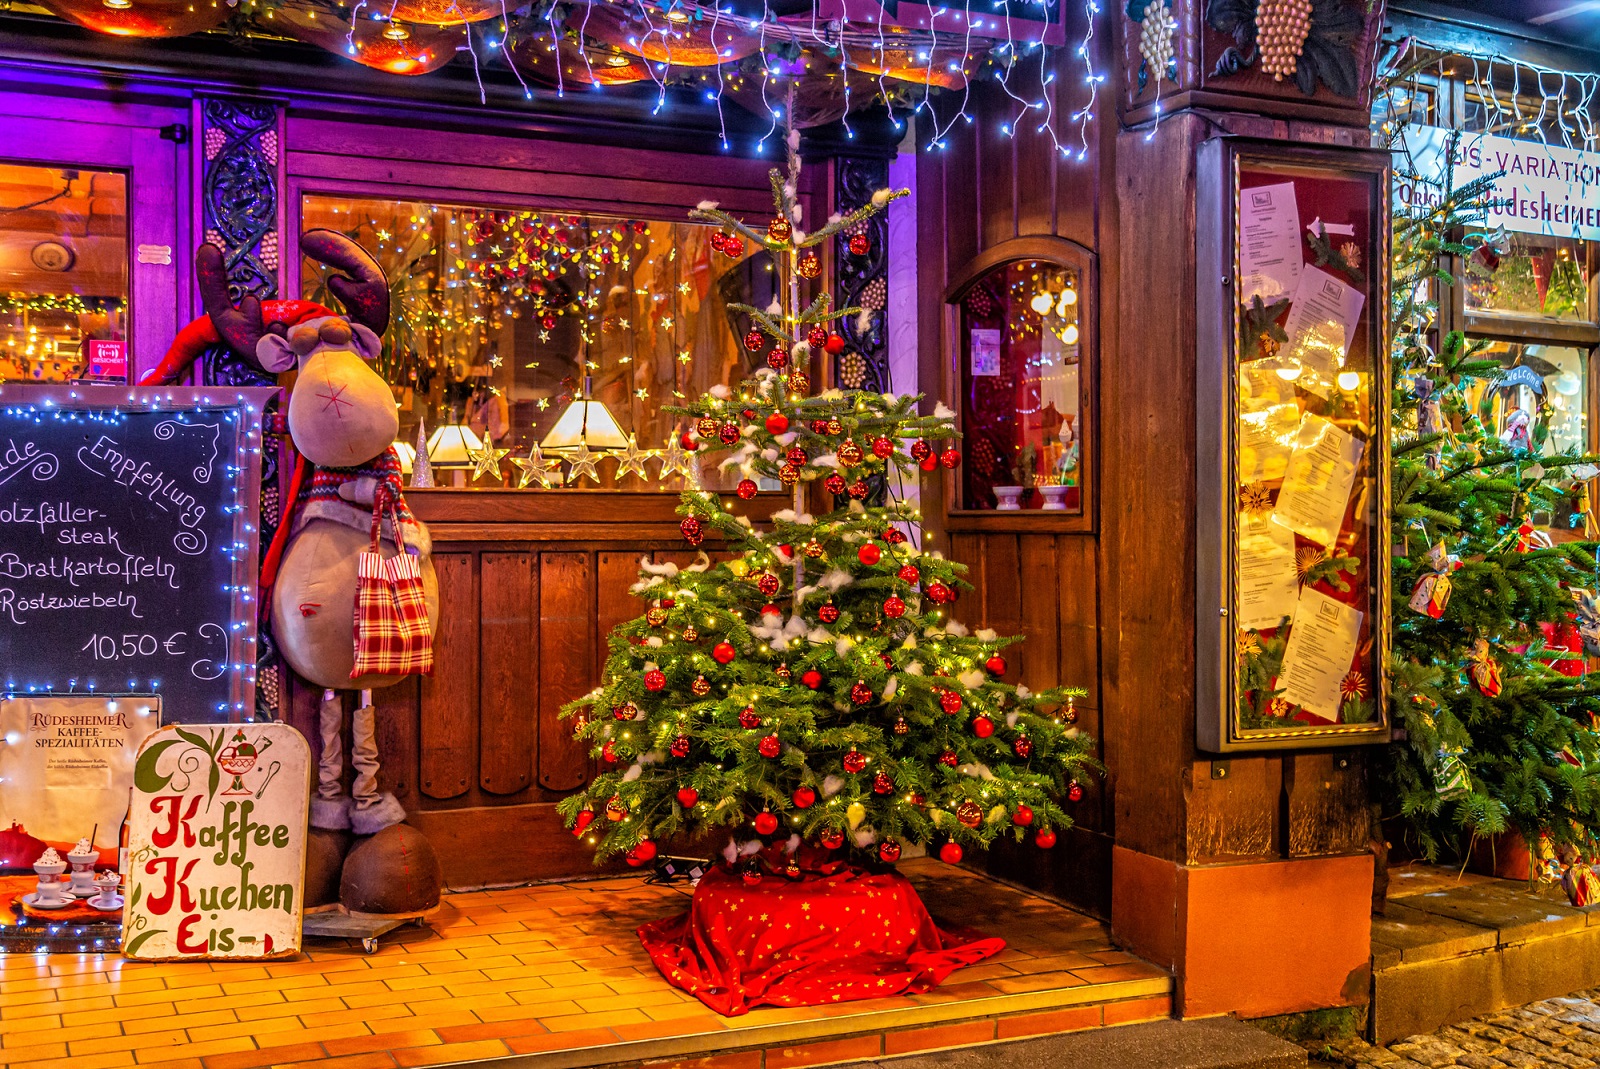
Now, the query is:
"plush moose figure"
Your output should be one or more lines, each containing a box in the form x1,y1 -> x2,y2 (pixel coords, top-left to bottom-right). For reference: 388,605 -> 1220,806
146,230 -> 442,916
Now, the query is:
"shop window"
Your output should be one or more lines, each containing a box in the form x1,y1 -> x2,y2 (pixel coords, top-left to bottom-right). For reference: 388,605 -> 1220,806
0,164 -> 128,384
1464,231 -> 1592,322
1462,342 -> 1589,456
300,194 -> 778,490
952,258 -> 1087,513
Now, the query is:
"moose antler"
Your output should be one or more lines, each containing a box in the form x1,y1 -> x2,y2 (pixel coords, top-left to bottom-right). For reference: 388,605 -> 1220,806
196,242 -> 267,358
301,229 -> 390,336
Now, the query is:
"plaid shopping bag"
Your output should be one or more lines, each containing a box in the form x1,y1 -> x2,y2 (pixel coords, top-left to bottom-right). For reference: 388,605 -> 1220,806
351,488 -> 433,677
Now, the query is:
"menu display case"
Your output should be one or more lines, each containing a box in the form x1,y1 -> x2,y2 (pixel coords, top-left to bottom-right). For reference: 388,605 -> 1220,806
1196,138 -> 1392,752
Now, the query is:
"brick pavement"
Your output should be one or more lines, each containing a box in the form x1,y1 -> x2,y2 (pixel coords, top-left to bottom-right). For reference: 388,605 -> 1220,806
1318,991 -> 1600,1067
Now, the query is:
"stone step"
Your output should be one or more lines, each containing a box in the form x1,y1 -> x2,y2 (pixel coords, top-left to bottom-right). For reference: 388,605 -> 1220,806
836,1018 -> 1308,1069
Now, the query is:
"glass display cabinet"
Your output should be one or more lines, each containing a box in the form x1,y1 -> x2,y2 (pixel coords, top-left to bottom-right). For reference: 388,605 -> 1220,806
1196,138 -> 1392,752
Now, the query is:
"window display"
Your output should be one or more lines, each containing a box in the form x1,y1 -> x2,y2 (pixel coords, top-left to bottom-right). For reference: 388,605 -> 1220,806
1464,231 -> 1591,322
299,195 -> 778,490
0,164 -> 128,383
1197,139 -> 1391,751
953,259 -> 1086,513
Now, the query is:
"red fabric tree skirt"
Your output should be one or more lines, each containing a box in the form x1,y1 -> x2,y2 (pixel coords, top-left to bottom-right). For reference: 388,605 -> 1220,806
638,861 -> 1005,1016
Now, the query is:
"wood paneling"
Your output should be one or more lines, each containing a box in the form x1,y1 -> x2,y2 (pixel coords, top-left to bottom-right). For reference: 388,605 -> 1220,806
537,552 -> 594,794
420,551 -> 478,800
479,551 -> 535,796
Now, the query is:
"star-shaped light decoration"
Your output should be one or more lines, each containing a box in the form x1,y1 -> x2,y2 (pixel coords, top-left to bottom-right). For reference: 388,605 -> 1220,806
658,432 -> 690,479
489,354 -> 503,368
678,281 -> 692,295
467,440 -> 511,482
511,446 -> 558,489
566,442 -> 602,484
616,436 -> 653,480
537,398 -> 550,410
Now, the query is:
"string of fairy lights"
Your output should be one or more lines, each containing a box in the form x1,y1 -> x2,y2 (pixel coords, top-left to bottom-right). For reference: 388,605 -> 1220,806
276,0 -> 1102,159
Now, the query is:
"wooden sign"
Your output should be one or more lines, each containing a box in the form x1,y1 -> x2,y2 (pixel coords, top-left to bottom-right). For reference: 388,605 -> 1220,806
123,722 -> 310,960
0,694 -> 160,864
0,385 -> 274,722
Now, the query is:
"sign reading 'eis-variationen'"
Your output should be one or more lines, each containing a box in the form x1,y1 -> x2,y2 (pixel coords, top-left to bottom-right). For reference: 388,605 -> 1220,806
1394,126 -> 1600,242
123,723 -> 309,960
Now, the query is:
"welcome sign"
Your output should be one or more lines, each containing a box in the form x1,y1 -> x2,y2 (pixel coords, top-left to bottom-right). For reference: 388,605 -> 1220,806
1393,126 -> 1600,241
123,723 -> 309,960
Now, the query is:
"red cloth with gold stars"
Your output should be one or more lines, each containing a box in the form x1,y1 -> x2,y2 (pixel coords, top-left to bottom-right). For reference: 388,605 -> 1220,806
637,857 -> 1004,1016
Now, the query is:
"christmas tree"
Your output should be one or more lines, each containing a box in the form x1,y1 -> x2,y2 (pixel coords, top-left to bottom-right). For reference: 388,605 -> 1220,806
1384,131 -> 1600,867
558,134 -> 1095,872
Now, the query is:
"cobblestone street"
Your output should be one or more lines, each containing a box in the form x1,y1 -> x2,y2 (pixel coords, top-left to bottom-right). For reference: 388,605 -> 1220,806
1317,992 -> 1600,1067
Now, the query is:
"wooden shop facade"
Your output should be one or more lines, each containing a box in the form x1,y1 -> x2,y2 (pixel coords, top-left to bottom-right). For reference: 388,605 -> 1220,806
0,0 -> 1595,1022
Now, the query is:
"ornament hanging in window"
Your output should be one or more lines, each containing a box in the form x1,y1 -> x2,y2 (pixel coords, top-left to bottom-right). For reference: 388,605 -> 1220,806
797,252 -> 821,278
793,785 -> 816,808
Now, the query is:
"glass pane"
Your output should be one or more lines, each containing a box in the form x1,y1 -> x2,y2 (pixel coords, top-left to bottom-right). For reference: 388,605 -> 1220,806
300,195 -> 778,491
0,165 -> 128,384
1463,86 -> 1586,142
1464,230 -> 1591,322
1232,162 -> 1382,735
1461,341 -> 1589,457
1371,82 -> 1435,140
955,260 -> 1084,512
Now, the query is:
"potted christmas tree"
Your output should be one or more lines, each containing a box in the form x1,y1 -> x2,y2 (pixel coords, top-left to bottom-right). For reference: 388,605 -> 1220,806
558,131 -> 1095,1015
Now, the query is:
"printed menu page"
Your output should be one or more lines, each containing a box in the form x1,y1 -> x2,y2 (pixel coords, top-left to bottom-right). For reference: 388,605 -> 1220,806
1277,587 -> 1363,722
1239,182 -> 1303,303
1273,414 -> 1364,548
1282,267 -> 1365,388
1238,515 -> 1298,631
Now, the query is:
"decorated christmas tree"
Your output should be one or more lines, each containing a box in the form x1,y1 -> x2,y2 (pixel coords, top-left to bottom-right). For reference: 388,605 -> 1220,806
558,134 -> 1094,873
1384,131 -> 1600,877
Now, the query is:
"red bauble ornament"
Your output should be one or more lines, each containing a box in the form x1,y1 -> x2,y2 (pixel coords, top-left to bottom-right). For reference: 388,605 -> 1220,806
671,734 -> 691,758
848,233 -> 871,256
736,479 -> 759,500
677,787 -> 699,808
804,540 -> 825,559
824,333 -> 847,355
956,800 -> 983,828
792,785 -> 816,809
926,582 -> 952,604
843,747 -> 868,773
858,543 -> 882,566
767,217 -> 792,244
873,770 -> 894,794
820,828 -> 845,849
690,674 -> 710,695
785,446 -> 808,466
757,572 -> 782,597
571,810 -> 595,837
613,701 -> 638,720
743,869 -> 763,886
644,668 -> 667,692
910,439 -> 932,461
837,439 -> 864,466
682,433 -> 700,452
807,325 -> 828,348
797,252 -> 822,278
1068,781 -> 1084,802
713,641 -> 736,664
883,596 -> 906,618
754,810 -> 779,835
744,328 -> 766,353
939,841 -> 963,864
710,231 -> 728,252
985,654 -> 1007,676
938,749 -> 959,767
779,464 -> 802,487
759,734 -> 781,758
724,236 -> 745,257
818,603 -> 840,624
972,716 -> 995,738
680,516 -> 704,546
1036,828 -> 1058,849
760,603 -> 780,618
878,838 -> 902,862
738,706 -> 761,729
848,479 -> 870,500
823,473 -> 847,496
540,314 -> 557,331
871,436 -> 896,459
602,740 -> 618,763
626,840 -> 657,867
897,564 -> 920,584
765,412 -> 790,435
802,669 -> 823,689
1013,804 -> 1034,827
1014,736 -> 1033,758
940,449 -> 962,469
767,350 -> 789,370
883,527 -> 907,545
719,421 -> 741,445
919,453 -> 939,472
939,690 -> 962,715
742,408 -> 757,420
850,680 -> 874,705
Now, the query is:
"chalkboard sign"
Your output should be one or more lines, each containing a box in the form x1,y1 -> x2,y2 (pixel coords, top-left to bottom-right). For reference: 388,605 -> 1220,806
0,385 -> 273,722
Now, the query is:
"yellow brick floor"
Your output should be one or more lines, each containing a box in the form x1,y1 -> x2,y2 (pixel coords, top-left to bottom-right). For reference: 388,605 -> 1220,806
0,859 -> 1170,1069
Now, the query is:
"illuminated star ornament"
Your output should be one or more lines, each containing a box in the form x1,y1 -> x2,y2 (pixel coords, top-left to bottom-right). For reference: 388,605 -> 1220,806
616,435 -> 654,480
511,446 -> 558,489
566,442 -> 602,484
658,432 -> 691,479
467,440 -> 511,481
